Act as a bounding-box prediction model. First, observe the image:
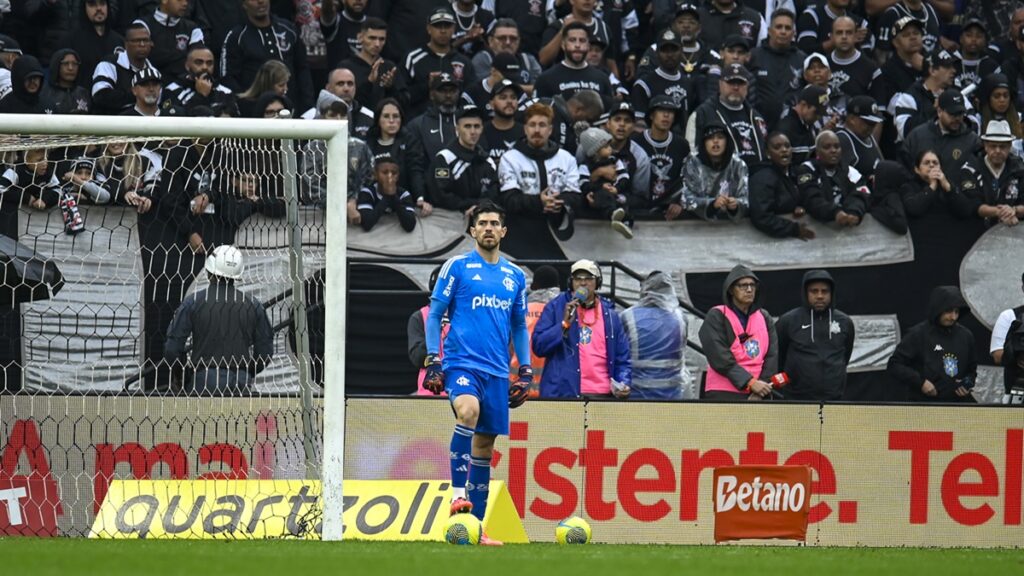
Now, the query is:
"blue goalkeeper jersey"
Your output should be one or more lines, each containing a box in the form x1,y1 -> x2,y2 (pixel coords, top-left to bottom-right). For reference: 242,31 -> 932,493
431,250 -> 528,377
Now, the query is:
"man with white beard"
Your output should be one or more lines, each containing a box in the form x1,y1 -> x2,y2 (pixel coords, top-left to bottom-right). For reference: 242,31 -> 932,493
121,67 -> 162,116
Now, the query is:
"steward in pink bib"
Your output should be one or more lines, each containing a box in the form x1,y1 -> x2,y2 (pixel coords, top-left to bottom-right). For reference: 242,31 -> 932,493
698,264 -> 778,400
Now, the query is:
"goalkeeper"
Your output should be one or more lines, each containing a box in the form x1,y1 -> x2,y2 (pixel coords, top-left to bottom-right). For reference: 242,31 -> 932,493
424,201 -> 532,546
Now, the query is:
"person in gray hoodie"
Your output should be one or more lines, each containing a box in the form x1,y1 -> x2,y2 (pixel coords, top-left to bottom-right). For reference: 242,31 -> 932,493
776,269 -> 855,401
698,264 -> 779,400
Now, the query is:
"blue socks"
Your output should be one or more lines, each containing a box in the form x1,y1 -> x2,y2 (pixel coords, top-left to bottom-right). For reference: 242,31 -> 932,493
450,424 -> 474,500
467,456 -> 491,521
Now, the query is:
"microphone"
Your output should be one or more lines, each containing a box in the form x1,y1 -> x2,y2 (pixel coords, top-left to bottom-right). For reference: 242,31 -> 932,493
568,287 -> 588,324
573,286 -> 589,302
768,372 -> 790,399
769,373 -> 790,389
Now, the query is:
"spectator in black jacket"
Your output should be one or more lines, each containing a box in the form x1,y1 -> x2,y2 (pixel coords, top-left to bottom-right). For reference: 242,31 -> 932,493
0,0 -> 67,63
796,130 -> 869,227
901,149 -> 973,218
775,85 -> 827,166
338,17 -> 408,112
427,104 -> 497,216
887,286 -> 977,403
405,72 -> 461,169
750,132 -> 815,240
40,49 -> 91,115
402,7 -> 474,117
698,0 -> 762,50
59,0 -> 124,90
902,89 -> 982,182
776,269 -> 855,401
959,120 -> 1024,227
0,55 -> 45,115
356,154 -> 417,232
749,8 -> 806,130
220,0 -> 314,111
366,97 -> 427,204
137,0 -> 205,78
91,22 -> 155,115
194,0 -> 245,55
162,45 -> 237,117
368,0 -> 449,63
320,0 -> 368,68
836,95 -> 883,180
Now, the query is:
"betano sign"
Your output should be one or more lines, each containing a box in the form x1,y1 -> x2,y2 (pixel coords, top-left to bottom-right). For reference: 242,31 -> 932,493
713,466 -> 811,542
1,396 -> 1022,546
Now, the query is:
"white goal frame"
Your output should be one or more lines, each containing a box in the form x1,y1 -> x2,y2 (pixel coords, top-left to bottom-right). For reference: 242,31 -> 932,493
0,114 -> 349,541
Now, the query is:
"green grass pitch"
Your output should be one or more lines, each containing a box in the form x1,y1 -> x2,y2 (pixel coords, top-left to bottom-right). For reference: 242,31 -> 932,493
2,540 -> 1020,576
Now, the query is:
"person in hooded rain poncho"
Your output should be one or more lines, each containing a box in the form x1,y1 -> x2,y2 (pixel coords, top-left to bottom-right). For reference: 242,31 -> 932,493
620,271 -> 694,400
678,119 -> 749,221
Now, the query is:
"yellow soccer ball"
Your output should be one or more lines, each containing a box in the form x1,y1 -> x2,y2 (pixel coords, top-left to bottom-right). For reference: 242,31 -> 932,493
555,516 -> 592,544
444,513 -> 482,545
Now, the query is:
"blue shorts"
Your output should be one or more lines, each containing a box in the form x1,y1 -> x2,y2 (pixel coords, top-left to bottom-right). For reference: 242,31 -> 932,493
445,367 -> 509,436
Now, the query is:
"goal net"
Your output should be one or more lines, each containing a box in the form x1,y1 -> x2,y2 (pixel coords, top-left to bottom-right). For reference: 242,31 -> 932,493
0,115 -> 347,540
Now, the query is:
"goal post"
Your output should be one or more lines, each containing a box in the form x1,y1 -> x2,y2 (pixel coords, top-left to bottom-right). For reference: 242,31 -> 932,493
0,114 -> 347,540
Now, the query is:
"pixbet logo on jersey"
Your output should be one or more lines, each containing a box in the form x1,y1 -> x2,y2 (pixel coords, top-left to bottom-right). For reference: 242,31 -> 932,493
471,294 -> 513,311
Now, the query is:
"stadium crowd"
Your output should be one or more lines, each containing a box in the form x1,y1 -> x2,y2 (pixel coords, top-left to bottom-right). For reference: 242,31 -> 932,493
0,0 -> 1022,400
0,1 -> 1021,236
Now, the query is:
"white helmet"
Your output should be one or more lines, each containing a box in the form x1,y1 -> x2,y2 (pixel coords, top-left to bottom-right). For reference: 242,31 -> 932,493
205,245 -> 244,280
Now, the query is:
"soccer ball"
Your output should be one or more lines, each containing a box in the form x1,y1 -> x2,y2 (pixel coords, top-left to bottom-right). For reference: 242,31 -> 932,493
444,513 -> 482,545
555,516 -> 592,544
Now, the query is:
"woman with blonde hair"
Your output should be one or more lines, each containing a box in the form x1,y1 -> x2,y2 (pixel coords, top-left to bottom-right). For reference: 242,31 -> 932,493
237,60 -> 290,118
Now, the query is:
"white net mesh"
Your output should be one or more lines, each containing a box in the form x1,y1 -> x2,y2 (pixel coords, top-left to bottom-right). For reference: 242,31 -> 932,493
0,128 -> 335,538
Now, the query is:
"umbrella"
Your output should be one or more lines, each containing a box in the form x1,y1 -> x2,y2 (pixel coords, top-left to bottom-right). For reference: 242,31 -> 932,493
0,234 -> 64,306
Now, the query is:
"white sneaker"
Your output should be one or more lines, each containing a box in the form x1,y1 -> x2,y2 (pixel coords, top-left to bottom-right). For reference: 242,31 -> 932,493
611,220 -> 634,239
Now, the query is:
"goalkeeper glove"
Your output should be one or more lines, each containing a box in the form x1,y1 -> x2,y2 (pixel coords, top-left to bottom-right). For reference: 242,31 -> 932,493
509,366 -> 532,409
423,354 -> 444,395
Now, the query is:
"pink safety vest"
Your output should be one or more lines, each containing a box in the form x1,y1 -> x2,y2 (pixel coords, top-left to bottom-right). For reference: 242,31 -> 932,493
704,305 -> 768,395
416,306 -> 450,396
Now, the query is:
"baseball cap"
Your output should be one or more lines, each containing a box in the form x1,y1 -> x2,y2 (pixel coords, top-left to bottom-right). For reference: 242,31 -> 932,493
132,67 -> 161,86
798,85 -> 829,113
571,259 -> 601,279
374,152 -> 399,166
927,49 -> 958,70
892,16 -> 925,37
648,94 -> 680,113
657,29 -> 683,49
456,104 -> 486,122
722,63 -> 751,83
0,35 -> 22,55
846,95 -> 883,123
430,71 -> 460,90
71,158 -> 95,172
803,53 -> 830,71
721,34 -> 750,51
491,78 -> 523,97
609,100 -> 635,119
429,8 -> 456,25
702,121 -> 728,140
938,89 -> 967,115
675,3 -> 700,18
492,52 -> 522,77
961,18 -> 986,35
